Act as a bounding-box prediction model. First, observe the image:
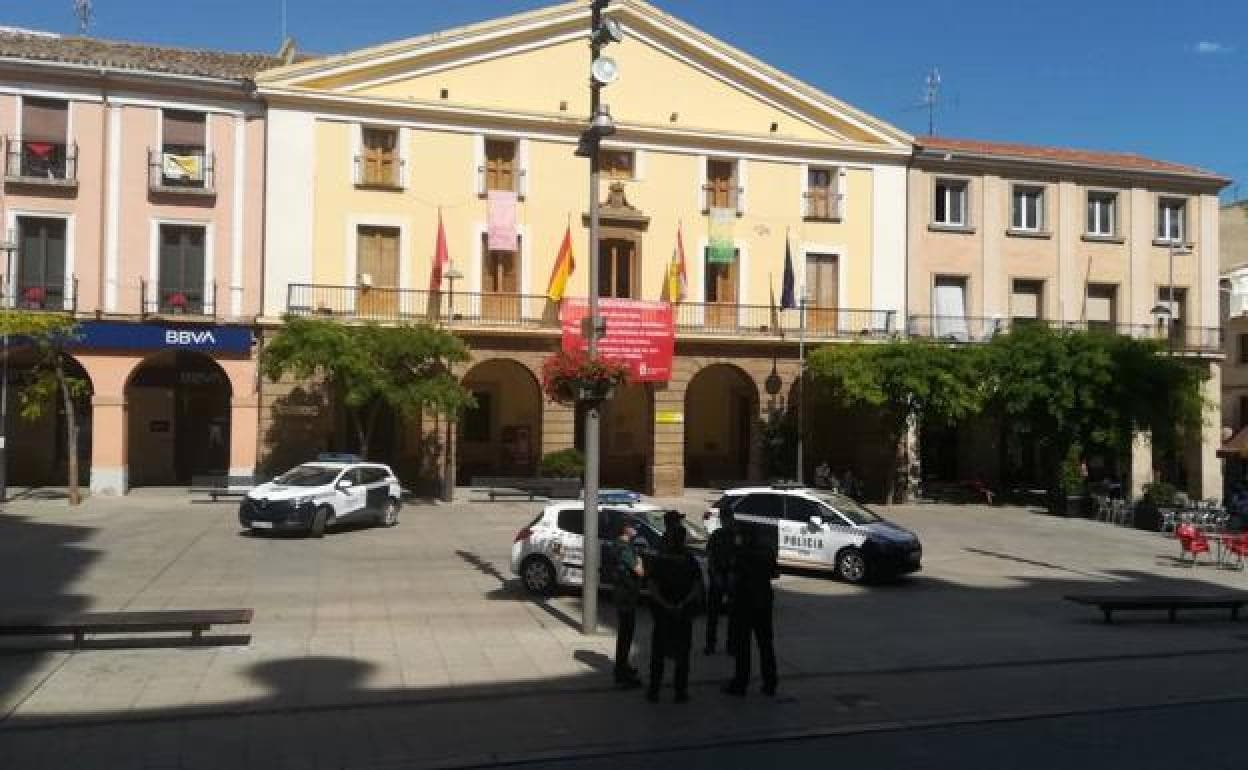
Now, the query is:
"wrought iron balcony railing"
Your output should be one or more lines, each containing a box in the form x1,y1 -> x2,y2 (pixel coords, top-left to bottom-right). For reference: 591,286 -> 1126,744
4,138 -> 78,185
149,148 -> 215,194
906,315 -> 1224,353
1,276 -> 77,312
285,284 -> 899,341
141,280 -> 217,317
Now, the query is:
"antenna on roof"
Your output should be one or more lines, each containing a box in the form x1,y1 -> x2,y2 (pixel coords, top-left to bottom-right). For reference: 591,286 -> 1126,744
73,0 -> 92,34
922,68 -> 941,136
280,0 -> 288,43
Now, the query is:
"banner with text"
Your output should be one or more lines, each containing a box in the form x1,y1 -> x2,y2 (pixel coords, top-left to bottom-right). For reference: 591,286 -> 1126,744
561,299 -> 674,383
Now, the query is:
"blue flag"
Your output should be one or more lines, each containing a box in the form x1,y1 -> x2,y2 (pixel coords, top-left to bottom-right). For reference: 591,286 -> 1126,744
780,240 -> 796,309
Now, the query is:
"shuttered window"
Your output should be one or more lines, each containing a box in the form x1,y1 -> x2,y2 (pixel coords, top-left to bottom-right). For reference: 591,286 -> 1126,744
706,159 -> 736,210
17,217 -> 66,309
158,225 -> 206,313
485,139 -> 517,192
162,110 -> 205,148
357,226 -> 400,287
22,97 -> 68,142
1086,284 -> 1117,326
806,168 -> 840,219
1010,280 -> 1043,320
361,127 -> 399,187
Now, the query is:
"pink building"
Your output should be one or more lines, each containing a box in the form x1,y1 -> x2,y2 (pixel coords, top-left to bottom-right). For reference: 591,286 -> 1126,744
0,30 -> 281,494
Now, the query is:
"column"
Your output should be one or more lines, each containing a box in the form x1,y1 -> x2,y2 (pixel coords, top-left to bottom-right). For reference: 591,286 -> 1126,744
652,382 -> 684,497
541,400 -> 575,459
229,393 -> 259,479
89,395 -> 127,495
1187,362 -> 1223,501
1129,429 -> 1153,501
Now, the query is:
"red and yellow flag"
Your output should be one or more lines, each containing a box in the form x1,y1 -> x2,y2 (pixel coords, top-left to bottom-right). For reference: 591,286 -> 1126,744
546,225 -> 576,302
665,223 -> 688,302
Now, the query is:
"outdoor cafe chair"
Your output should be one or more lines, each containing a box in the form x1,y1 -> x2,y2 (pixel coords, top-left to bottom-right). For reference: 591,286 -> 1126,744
1176,523 -> 1212,566
1225,534 -> 1248,570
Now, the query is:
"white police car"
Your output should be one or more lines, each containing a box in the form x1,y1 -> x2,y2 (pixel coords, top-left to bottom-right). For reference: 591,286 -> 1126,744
239,454 -> 402,537
705,485 -> 922,584
512,501 -> 693,595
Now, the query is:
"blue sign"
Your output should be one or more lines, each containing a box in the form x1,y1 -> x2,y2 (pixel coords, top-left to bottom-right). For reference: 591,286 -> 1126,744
70,321 -> 253,353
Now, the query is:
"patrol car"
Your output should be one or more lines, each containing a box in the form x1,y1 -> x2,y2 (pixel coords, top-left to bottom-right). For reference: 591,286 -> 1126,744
704,485 -> 922,584
239,455 -> 402,537
511,501 -> 701,596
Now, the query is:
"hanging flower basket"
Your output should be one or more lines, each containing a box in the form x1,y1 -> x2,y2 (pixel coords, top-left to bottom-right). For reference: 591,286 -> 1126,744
541,349 -> 629,406
167,292 -> 189,313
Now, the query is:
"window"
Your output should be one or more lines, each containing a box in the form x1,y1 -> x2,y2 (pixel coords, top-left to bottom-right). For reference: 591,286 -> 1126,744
1157,197 -> 1187,243
732,493 -> 783,519
1087,191 -> 1117,236
1239,334 -> 1248,365
599,238 -> 637,299
359,467 -> 389,484
599,149 -> 635,180
15,97 -> 71,180
783,496 -> 825,523
359,126 -> 400,187
463,391 -> 491,442
1010,279 -> 1043,321
704,247 -> 739,328
933,179 -> 968,226
931,275 -> 968,340
158,224 -> 206,313
357,226 -> 400,317
557,509 -> 585,535
480,234 -> 521,322
1085,284 -> 1118,333
16,217 -> 66,310
158,110 -> 207,189
806,167 -> 841,220
1011,185 -> 1044,231
484,139 -> 518,193
705,159 -> 737,210
1157,287 -> 1187,341
806,252 -> 839,333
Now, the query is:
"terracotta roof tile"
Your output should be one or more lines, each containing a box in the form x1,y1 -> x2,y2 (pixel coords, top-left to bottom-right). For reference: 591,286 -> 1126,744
917,135 -> 1226,181
0,28 -> 286,81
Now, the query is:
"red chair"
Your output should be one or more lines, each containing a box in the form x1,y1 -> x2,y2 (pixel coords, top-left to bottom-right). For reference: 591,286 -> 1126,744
1177,524 -> 1211,566
1224,534 -> 1248,570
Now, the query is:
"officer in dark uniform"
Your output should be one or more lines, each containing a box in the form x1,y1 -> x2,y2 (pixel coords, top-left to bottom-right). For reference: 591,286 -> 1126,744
646,520 -> 702,703
610,515 -> 644,688
723,518 -> 778,697
704,507 -> 737,655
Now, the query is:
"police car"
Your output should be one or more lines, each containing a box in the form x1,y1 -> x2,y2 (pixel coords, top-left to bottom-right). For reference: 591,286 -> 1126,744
239,454 -> 402,537
704,485 -> 922,584
511,501 -> 698,596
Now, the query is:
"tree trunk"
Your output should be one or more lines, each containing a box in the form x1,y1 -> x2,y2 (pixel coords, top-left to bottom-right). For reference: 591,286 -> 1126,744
56,356 -> 81,506
352,402 -> 382,460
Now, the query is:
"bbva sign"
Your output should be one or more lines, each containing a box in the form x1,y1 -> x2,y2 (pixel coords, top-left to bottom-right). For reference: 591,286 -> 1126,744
165,329 -> 217,346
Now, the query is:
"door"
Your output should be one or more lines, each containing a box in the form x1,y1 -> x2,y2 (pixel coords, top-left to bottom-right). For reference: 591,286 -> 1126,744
357,226 -> 400,318
931,276 -> 969,341
361,467 -> 391,514
158,225 -> 206,313
337,468 -> 369,517
599,239 -> 636,299
805,253 -> 839,333
731,493 -> 783,562
556,508 -> 586,583
781,496 -> 829,564
704,248 -> 739,329
17,217 -> 66,310
481,234 -> 520,322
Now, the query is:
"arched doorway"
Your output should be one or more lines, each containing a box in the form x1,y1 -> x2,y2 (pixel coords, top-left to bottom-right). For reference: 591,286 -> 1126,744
458,359 -> 543,482
126,351 -> 230,486
685,364 -> 758,487
578,382 -> 654,492
7,352 -> 93,488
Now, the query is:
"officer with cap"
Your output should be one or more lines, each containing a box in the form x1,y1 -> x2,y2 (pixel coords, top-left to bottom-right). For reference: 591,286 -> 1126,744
610,514 -> 645,688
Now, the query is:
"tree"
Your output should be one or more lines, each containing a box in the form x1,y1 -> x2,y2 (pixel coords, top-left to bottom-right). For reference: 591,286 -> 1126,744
260,317 -> 474,459
0,311 -> 89,505
807,340 -> 986,503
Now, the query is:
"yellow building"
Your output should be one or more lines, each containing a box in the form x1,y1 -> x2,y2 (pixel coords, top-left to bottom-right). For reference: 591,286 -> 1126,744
256,0 -> 912,495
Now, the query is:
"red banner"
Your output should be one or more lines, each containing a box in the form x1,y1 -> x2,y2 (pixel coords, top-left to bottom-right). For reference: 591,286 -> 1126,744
561,299 -> 674,383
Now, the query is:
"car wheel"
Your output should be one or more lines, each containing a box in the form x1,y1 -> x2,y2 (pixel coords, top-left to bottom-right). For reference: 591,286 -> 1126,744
309,505 -> 334,538
835,547 -> 869,584
520,556 -> 557,596
378,498 -> 400,528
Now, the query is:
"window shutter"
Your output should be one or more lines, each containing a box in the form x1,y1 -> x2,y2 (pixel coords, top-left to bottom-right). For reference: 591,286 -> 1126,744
1011,285 -> 1038,318
22,98 -> 68,142
799,163 -> 810,218
736,159 -> 748,216
398,127 -> 410,189
163,110 -> 206,147
473,134 -> 486,195
835,167 -> 846,220
698,155 -> 709,213
1086,294 -> 1112,322
517,139 -> 530,200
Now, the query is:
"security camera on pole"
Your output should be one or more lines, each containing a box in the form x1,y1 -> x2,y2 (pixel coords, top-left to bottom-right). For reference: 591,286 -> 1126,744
573,0 -> 622,635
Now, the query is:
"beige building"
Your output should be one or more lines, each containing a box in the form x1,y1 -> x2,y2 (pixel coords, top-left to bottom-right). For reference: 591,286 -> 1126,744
1220,200 -> 1248,477
907,136 -> 1229,500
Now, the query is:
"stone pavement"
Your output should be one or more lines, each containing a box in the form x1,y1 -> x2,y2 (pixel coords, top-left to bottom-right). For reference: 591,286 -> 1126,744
2,490 -> 1248,767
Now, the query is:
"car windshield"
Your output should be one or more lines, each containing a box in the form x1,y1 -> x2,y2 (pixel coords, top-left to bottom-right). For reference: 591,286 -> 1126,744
275,466 -> 340,487
817,493 -> 882,525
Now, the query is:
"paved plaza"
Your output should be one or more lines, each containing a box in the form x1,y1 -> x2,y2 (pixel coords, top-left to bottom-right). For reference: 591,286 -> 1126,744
2,491 -> 1248,768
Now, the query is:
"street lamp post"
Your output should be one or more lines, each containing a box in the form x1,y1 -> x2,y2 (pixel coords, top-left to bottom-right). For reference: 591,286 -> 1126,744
573,0 -> 622,635
795,288 -> 807,485
0,233 -> 15,503
442,264 -> 464,504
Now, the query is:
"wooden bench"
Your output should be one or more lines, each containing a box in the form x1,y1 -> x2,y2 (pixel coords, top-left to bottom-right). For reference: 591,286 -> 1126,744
1065,594 -> 1248,624
190,475 -> 265,502
0,608 -> 254,648
471,477 -> 581,501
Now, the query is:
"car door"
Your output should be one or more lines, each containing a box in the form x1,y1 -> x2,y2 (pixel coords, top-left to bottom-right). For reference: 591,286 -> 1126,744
556,508 -> 586,582
781,496 -> 830,566
360,467 -> 390,514
818,506 -> 862,565
336,468 -> 368,517
731,493 -> 784,560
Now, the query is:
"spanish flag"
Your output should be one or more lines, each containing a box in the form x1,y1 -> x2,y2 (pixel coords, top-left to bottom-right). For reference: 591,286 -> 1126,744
665,223 -> 688,302
546,225 -> 575,302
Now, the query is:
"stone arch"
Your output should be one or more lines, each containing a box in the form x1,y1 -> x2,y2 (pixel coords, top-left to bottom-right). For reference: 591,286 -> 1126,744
458,357 -> 544,481
6,350 -> 93,488
125,350 -> 232,486
684,363 -> 760,487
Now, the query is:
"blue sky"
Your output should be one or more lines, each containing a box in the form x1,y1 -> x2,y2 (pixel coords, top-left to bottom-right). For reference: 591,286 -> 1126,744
7,1 -> 1246,197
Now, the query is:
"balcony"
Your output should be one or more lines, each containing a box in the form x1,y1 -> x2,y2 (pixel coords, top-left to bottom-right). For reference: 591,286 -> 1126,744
149,148 -> 215,196
1,276 -> 77,313
141,280 -> 218,318
286,284 -> 899,341
906,315 -> 1224,354
4,139 -> 78,188
803,191 -> 844,222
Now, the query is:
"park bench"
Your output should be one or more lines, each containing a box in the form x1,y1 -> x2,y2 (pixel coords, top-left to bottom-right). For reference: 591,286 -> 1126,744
471,476 -> 581,501
0,608 -> 254,648
1065,594 -> 1248,624
190,474 -> 265,502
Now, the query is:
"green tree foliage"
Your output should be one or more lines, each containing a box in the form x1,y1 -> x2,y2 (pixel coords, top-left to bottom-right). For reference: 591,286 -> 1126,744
0,311 -> 89,505
260,317 -> 473,459
807,340 -> 986,503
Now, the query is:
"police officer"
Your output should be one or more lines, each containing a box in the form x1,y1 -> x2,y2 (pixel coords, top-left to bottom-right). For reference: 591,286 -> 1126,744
723,519 -> 778,697
611,515 -> 644,688
646,520 -> 702,704
704,507 -> 737,655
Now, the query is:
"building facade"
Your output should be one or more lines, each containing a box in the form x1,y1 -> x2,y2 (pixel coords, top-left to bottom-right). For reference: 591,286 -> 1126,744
255,0 -> 912,496
1219,200 -> 1248,481
0,30 -> 277,494
907,136 -> 1229,499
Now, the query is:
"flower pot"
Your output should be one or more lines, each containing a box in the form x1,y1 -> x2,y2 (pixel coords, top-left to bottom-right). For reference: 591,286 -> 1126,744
575,383 -> 616,403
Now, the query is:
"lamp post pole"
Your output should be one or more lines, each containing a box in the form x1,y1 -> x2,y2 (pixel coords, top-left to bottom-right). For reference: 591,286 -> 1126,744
443,265 -> 463,504
795,289 -> 806,485
0,235 -> 14,503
